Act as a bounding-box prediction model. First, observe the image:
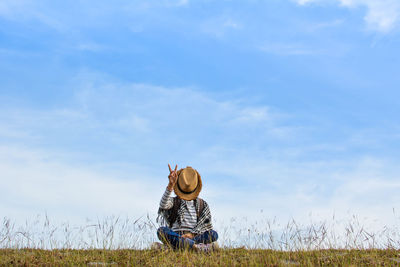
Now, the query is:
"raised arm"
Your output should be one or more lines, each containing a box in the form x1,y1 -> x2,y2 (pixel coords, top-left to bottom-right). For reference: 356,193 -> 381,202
159,164 -> 178,210
159,187 -> 174,209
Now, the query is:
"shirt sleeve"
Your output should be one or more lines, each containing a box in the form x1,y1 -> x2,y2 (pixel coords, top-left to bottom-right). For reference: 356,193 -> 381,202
159,187 -> 174,210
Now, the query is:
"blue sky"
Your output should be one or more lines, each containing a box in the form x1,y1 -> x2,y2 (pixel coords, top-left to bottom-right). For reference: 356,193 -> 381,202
1,0 -> 400,232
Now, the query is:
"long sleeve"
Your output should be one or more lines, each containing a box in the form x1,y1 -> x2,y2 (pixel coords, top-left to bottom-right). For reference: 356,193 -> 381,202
159,187 -> 174,210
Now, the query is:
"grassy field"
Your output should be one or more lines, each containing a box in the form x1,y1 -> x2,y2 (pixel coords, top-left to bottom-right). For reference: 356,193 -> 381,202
1,215 -> 400,265
1,248 -> 400,266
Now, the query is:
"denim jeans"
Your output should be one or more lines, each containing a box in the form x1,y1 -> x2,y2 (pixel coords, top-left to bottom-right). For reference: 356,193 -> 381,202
157,226 -> 218,249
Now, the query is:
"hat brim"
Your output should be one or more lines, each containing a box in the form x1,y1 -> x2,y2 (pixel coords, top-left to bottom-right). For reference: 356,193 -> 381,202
174,168 -> 202,201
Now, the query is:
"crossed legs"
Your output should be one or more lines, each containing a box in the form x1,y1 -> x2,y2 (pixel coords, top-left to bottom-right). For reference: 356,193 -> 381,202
157,227 -> 218,249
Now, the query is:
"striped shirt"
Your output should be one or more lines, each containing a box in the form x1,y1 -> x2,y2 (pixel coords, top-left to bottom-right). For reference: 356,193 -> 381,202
159,188 -> 197,232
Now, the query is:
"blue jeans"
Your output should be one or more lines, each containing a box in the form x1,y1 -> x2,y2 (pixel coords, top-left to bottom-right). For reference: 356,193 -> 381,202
157,227 -> 218,249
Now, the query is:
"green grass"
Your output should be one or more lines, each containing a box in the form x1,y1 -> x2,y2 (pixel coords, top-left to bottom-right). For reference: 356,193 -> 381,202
1,248 -> 400,266
1,214 -> 400,265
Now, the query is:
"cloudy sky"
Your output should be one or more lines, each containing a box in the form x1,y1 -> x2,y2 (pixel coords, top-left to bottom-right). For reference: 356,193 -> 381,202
1,0 -> 400,232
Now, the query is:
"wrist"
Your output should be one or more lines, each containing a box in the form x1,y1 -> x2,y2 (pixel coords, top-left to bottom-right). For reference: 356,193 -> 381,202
167,184 -> 174,191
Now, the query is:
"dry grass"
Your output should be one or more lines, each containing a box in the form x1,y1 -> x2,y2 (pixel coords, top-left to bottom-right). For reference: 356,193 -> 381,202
1,214 -> 399,265
1,248 -> 400,266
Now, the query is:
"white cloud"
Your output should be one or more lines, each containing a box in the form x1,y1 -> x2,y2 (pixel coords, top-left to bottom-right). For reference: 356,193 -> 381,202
1,73 -> 400,247
171,0 -> 189,6
297,0 -> 315,4
296,0 -> 400,33
201,16 -> 243,39
0,71 -> 289,216
0,0 -> 68,32
340,0 -> 400,32
75,43 -> 108,52
3,142 -> 398,248
0,145 -> 159,223
308,19 -> 345,31
0,0 -> 189,34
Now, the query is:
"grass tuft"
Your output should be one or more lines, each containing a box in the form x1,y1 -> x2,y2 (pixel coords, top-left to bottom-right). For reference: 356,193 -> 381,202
1,214 -> 399,265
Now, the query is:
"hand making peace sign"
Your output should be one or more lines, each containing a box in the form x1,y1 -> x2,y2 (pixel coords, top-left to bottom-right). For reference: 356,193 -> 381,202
167,163 -> 178,190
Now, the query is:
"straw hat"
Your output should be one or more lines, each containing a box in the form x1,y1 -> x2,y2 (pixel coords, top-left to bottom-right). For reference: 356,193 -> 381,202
174,166 -> 202,201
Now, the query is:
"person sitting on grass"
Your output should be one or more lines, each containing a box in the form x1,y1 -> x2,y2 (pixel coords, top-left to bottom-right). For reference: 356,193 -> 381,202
153,164 -> 218,252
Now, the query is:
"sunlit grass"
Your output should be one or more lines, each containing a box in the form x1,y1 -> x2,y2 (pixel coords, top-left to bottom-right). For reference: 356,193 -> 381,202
1,214 -> 399,265
1,248 -> 400,266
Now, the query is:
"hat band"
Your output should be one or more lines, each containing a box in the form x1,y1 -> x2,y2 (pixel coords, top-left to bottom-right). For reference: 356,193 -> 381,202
177,181 -> 198,194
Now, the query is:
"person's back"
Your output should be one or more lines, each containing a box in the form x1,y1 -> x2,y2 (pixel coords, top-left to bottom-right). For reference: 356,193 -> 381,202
154,164 -> 218,251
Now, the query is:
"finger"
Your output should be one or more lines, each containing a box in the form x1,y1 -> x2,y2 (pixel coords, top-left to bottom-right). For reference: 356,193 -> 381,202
175,165 -> 178,171
168,164 -> 172,172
